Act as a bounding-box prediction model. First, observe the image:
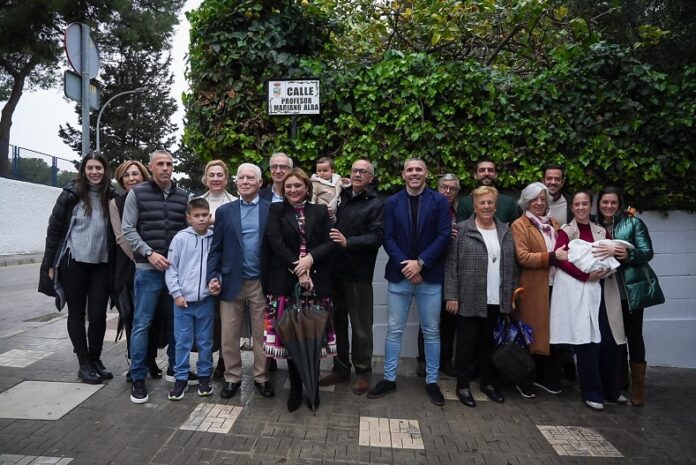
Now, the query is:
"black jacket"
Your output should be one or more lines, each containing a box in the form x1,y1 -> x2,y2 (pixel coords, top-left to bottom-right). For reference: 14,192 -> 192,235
332,187 -> 384,282
39,180 -> 116,303
263,201 -> 336,298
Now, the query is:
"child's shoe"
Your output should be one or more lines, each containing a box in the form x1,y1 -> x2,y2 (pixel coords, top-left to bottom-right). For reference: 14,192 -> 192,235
197,377 -> 213,397
168,380 -> 188,400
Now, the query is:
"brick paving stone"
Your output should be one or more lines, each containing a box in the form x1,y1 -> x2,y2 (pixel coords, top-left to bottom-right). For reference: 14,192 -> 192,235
537,425 -> 623,458
180,404 -> 242,434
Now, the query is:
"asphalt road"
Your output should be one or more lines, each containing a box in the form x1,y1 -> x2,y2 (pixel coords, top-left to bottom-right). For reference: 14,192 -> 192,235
0,262 -> 61,325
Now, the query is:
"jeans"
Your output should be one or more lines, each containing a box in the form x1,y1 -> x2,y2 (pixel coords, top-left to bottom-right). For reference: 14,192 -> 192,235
130,269 -> 175,381
384,280 -> 442,384
174,296 -> 215,380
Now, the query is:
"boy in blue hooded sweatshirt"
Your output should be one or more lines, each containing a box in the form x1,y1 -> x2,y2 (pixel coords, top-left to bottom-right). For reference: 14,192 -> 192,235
165,198 -> 215,400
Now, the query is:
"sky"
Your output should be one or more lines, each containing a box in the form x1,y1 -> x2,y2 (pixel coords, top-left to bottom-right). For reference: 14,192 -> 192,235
4,0 -> 203,167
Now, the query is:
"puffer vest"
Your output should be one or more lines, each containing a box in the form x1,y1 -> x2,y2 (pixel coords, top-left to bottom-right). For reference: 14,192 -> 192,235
132,179 -> 188,262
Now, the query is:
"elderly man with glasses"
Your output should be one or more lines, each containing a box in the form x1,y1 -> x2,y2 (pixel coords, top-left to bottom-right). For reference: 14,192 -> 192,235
318,159 -> 385,395
259,152 -> 293,203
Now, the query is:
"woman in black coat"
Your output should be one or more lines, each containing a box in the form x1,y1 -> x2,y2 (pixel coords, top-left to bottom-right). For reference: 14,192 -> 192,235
263,168 -> 335,412
39,151 -> 116,384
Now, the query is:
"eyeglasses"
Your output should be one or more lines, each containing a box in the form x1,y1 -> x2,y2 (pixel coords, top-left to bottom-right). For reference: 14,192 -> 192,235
270,164 -> 290,171
351,168 -> 371,175
439,185 -> 459,193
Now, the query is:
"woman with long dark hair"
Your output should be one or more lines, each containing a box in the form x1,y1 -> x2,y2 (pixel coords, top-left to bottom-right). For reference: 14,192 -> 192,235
593,186 -> 664,406
40,151 -> 116,384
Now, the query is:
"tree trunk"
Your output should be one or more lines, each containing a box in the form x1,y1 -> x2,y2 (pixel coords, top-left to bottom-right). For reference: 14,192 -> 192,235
0,70 -> 28,178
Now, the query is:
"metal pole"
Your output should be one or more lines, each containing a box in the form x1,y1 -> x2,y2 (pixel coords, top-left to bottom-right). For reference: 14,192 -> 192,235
80,24 -> 91,157
96,87 -> 146,151
51,157 -> 58,186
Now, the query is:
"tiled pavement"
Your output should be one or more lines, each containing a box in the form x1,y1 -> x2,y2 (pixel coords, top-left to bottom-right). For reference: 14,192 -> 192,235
1,312 -> 695,465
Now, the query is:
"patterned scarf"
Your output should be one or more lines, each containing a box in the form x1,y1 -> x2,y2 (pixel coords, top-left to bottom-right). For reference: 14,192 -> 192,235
291,201 -> 307,257
525,210 -> 556,252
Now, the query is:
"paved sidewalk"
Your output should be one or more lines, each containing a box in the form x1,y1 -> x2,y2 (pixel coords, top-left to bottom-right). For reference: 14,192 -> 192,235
0,311 -> 694,465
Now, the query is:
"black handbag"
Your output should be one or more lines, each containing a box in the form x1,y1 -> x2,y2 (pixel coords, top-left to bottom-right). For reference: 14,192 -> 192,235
491,314 -> 535,385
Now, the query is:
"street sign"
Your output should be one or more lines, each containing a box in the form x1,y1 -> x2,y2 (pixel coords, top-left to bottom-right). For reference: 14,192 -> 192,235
63,70 -> 99,110
64,23 -> 100,78
267,79 -> 320,115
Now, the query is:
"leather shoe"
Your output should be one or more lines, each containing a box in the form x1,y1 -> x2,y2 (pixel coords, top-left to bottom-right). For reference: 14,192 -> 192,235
319,371 -> 349,387
480,384 -> 505,403
220,381 -> 241,399
254,381 -> 275,398
366,380 -> 397,399
440,360 -> 456,377
352,376 -> 370,395
426,383 -> 445,406
457,388 -> 476,408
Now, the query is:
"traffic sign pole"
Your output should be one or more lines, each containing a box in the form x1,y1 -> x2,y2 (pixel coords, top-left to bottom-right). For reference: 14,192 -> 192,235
80,24 -> 91,157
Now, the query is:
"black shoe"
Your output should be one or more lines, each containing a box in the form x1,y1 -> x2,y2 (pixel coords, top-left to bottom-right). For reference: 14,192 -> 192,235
168,380 -> 188,400
366,380 -> 397,399
456,388 -> 476,408
426,383 -> 445,406
440,360 -> 456,377
148,359 -> 162,379
287,388 -> 302,412
197,377 -> 213,397
254,381 -> 275,398
213,358 -> 225,381
480,384 -> 505,403
91,360 -> 113,380
220,382 -> 241,399
130,380 -> 148,404
416,361 -> 426,378
78,362 -> 102,385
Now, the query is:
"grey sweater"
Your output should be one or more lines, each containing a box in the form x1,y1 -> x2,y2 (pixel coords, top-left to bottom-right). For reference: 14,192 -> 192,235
67,190 -> 108,263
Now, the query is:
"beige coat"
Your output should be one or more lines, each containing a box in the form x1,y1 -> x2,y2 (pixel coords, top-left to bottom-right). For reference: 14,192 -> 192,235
510,215 -> 560,355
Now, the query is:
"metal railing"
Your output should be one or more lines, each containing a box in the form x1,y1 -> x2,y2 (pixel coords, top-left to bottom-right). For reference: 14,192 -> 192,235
7,145 -> 79,187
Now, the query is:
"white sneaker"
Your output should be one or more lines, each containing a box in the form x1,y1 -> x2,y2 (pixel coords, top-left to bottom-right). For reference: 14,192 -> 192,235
585,400 -> 604,411
534,382 -> 562,395
606,394 -> 628,405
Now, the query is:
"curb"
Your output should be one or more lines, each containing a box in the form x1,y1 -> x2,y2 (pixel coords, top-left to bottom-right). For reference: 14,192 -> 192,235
0,253 -> 44,267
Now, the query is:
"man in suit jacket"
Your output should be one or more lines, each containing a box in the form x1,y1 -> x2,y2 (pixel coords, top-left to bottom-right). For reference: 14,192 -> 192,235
207,163 -> 274,400
366,158 -> 452,406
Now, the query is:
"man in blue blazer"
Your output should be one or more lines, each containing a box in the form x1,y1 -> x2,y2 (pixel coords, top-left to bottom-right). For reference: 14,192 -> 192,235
207,163 -> 274,400
366,158 -> 452,406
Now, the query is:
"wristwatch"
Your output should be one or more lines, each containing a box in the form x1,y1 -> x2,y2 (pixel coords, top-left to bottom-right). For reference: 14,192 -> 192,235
417,258 -> 425,267
145,250 -> 153,257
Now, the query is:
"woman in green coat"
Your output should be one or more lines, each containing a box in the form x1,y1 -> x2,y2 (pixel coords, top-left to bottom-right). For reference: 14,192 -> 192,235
594,186 -> 665,407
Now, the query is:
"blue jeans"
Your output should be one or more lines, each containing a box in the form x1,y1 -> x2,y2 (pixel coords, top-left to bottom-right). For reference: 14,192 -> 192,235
130,269 -> 175,381
174,296 -> 215,380
384,280 -> 442,384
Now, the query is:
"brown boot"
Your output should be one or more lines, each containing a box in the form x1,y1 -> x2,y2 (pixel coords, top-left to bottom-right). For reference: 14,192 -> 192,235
630,361 -> 647,406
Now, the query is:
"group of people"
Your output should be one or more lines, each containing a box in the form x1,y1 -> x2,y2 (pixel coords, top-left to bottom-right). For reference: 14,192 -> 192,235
39,151 -> 663,413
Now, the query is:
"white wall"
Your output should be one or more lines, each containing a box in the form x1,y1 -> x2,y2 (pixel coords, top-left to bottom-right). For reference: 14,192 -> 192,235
0,178 -> 61,255
372,210 -> 696,368
2,178 -> 694,367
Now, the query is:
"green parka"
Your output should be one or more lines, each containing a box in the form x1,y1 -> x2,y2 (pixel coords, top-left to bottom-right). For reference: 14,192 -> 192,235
608,213 -> 665,311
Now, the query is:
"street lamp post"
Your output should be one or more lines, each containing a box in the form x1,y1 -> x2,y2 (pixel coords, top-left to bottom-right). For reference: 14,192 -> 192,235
95,87 -> 146,151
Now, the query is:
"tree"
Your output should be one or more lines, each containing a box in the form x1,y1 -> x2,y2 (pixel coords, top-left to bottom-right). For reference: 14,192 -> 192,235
0,0 -> 183,177
59,49 -> 179,170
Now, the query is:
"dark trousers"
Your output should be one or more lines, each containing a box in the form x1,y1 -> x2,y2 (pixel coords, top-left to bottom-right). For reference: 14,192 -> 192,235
60,255 -> 109,360
532,345 -> 563,391
418,300 -> 456,363
622,302 -> 645,363
332,279 -> 374,375
455,305 -> 499,388
575,295 -> 622,403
